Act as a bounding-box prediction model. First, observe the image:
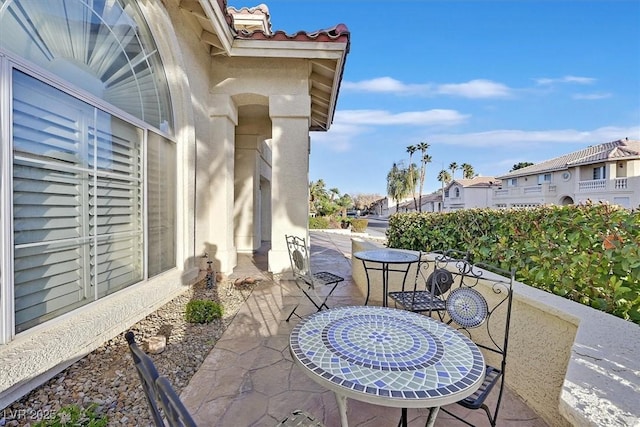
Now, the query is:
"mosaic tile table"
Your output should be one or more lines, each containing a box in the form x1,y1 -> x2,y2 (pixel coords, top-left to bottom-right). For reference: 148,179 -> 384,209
354,249 -> 420,307
289,305 -> 485,427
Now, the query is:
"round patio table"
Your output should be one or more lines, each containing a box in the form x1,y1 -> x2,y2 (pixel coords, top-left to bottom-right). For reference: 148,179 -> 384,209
289,305 -> 486,427
354,249 -> 420,306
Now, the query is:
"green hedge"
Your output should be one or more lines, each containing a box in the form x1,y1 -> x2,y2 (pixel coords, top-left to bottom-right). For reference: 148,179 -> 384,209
386,203 -> 640,323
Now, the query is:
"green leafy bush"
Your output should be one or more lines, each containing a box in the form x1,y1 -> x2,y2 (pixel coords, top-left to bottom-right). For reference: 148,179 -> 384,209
185,299 -> 223,323
351,218 -> 369,233
33,403 -> 108,427
309,216 -> 330,229
387,203 -> 640,323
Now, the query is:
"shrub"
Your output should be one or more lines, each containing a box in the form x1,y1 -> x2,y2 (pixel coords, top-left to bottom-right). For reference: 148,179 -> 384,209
351,218 -> 368,233
185,300 -> 223,323
309,216 -> 329,229
33,403 -> 108,427
387,203 -> 640,324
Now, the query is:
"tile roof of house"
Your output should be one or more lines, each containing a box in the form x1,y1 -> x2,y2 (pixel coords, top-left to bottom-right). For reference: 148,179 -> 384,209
225,2 -> 350,44
446,176 -> 501,189
498,138 -> 640,179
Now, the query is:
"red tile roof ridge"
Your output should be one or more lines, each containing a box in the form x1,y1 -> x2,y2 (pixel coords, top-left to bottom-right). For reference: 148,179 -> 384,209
235,23 -> 350,44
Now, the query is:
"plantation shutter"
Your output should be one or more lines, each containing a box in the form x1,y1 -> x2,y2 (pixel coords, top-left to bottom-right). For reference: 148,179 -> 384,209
12,71 -> 90,332
147,132 -> 176,277
89,114 -> 143,297
12,70 -> 144,332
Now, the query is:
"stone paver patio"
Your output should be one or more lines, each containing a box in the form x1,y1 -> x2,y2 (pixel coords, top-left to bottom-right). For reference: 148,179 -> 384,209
180,231 -> 548,426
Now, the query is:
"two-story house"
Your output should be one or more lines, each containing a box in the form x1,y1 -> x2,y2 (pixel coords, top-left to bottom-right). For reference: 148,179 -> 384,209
495,138 -> 640,209
443,177 -> 501,211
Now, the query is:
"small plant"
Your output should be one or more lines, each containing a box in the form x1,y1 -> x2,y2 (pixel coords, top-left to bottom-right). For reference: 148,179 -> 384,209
185,299 -> 223,323
33,403 -> 108,427
351,218 -> 369,233
309,216 -> 330,229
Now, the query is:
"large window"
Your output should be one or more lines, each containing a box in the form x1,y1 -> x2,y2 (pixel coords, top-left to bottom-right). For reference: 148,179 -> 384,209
0,0 -> 176,338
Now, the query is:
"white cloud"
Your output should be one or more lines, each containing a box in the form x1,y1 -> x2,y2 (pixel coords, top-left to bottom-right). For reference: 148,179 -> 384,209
430,126 -> 640,148
436,79 -> 512,98
341,77 -> 430,93
534,75 -> 596,86
337,109 -> 469,126
343,77 -> 513,99
572,92 -> 612,100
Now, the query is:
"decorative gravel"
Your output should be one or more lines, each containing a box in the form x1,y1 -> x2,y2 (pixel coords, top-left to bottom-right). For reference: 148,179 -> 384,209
1,277 -> 257,426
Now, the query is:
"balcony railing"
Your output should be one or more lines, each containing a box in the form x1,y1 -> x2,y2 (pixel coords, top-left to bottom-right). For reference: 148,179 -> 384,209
614,177 -> 628,189
578,178 -> 629,192
578,179 -> 606,191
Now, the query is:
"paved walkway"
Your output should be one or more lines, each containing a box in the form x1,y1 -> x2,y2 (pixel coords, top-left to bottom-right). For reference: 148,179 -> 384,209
181,231 -> 548,426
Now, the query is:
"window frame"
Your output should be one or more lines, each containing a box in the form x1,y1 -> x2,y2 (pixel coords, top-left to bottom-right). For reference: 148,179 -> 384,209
1,57 -> 177,342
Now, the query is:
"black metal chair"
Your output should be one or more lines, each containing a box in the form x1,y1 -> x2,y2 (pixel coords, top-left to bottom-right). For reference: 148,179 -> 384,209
127,331 -> 325,427
438,261 -> 516,427
388,249 -> 470,320
125,331 -> 197,427
284,235 -> 345,321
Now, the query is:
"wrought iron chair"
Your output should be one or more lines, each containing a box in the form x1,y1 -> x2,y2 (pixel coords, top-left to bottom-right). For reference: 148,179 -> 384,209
127,331 -> 324,426
125,331 -> 197,427
284,235 -> 345,321
388,249 -> 470,320
438,261 -> 516,427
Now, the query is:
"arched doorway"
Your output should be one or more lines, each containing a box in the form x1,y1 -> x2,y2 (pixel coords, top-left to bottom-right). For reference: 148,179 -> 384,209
560,196 -> 574,206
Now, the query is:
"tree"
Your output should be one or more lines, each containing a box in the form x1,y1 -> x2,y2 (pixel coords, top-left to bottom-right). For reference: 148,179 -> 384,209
416,141 -> 431,212
461,163 -> 475,179
449,162 -> 459,180
329,187 -> 340,201
352,193 -> 383,211
406,145 -> 418,210
437,169 -> 452,185
386,162 -> 413,213
511,162 -> 534,172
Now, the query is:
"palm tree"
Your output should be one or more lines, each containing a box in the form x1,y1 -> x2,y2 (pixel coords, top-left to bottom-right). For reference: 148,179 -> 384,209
386,162 -> 412,213
461,163 -> 475,179
437,169 -> 451,185
449,162 -> 458,180
406,145 -> 418,210
329,187 -> 340,201
418,154 -> 432,212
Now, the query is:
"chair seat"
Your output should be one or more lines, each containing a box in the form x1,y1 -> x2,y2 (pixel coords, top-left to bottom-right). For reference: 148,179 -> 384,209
311,271 -> 344,286
388,290 -> 446,312
459,365 -> 502,410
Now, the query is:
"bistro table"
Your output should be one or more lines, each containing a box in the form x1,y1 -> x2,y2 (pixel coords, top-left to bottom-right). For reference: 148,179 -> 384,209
354,249 -> 420,306
289,305 -> 485,427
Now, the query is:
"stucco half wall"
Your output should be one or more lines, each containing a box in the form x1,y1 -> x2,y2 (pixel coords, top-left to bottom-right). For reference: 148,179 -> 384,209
352,237 -> 640,427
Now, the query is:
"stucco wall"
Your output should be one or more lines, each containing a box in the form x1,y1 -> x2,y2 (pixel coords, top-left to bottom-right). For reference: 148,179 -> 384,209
0,0 -> 205,407
351,237 -> 640,427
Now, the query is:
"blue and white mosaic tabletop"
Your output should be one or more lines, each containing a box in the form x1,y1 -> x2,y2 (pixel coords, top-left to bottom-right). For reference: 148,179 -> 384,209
289,305 -> 485,408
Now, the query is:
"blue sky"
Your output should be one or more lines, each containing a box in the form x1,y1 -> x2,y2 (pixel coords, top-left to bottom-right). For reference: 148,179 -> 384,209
230,0 -> 640,196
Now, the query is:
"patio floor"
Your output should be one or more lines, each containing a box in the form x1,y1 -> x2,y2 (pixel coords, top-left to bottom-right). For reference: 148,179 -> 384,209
180,231 -> 549,427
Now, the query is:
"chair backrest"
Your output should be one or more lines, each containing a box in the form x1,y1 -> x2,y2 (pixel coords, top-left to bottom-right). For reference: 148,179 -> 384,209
156,376 -> 198,427
126,331 -> 165,426
444,260 -> 516,368
285,235 -> 313,283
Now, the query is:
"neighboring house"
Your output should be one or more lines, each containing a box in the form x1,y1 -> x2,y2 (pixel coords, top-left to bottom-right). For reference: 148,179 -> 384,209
0,0 -> 349,407
443,177 -> 501,211
495,139 -> 640,209
396,192 -> 443,213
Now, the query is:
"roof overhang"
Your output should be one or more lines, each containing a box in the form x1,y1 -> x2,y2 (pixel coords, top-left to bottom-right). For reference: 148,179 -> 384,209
177,0 -> 350,132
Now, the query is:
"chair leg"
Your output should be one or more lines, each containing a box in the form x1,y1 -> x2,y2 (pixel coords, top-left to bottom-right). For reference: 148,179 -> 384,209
286,304 -> 301,322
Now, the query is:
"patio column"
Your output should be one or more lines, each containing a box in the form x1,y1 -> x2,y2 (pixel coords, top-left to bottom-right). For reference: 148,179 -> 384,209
268,94 -> 311,273
196,94 -> 238,274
